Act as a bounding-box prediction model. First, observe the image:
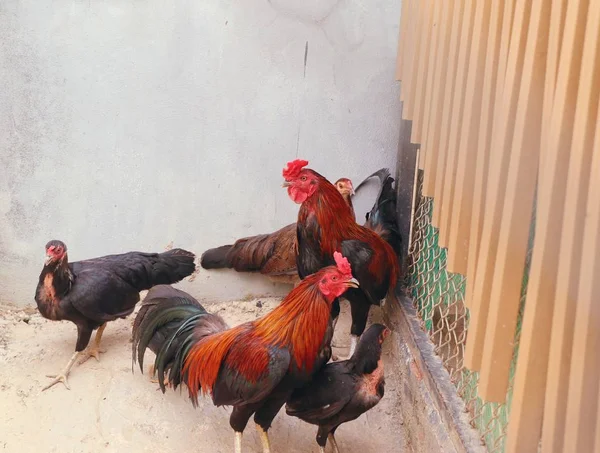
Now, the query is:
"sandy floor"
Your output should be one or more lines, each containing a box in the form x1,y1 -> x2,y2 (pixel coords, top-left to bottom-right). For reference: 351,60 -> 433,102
0,294 -> 407,453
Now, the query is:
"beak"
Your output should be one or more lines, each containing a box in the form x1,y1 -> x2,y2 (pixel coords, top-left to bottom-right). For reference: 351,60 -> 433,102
44,254 -> 53,265
345,277 -> 359,288
350,188 -> 355,196
282,181 -> 291,188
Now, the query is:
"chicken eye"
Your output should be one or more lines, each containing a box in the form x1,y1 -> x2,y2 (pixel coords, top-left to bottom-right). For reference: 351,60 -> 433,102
332,276 -> 338,281
301,176 -> 307,181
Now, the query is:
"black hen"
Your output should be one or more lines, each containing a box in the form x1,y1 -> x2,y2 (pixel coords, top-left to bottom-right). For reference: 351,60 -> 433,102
286,323 -> 390,453
356,168 -> 402,256
35,239 -> 196,391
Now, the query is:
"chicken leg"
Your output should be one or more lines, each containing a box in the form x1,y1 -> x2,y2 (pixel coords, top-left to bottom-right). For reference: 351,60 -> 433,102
234,432 -> 243,453
78,323 -> 107,364
256,424 -> 272,453
42,350 -> 80,391
328,433 -> 341,453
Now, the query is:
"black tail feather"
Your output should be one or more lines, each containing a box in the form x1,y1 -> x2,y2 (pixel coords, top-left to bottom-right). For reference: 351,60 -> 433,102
356,168 -> 402,256
131,285 -> 204,372
149,248 -> 196,285
131,285 -> 228,394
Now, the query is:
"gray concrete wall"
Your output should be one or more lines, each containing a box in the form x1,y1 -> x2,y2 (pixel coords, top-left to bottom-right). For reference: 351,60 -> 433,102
0,0 -> 401,306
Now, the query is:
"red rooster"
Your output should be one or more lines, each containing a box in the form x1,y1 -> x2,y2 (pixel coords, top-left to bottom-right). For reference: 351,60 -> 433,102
199,178 -> 355,285
35,240 -> 196,391
282,159 -> 399,359
132,252 -> 358,453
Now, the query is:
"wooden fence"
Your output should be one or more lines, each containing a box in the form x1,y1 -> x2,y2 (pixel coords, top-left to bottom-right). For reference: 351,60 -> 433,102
396,0 -> 600,451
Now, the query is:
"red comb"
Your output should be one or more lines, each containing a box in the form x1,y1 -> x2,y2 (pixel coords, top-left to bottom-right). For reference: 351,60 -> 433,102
333,251 -> 353,279
282,159 -> 309,179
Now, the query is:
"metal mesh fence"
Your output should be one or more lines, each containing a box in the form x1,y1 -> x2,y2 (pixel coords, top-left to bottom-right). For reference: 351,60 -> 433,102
405,170 -> 534,453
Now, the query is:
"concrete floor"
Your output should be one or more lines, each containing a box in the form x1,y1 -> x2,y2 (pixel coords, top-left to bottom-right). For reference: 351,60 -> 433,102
0,296 -> 407,453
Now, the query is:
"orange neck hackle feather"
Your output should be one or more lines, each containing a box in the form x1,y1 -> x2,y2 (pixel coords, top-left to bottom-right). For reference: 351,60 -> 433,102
183,272 -> 333,401
299,170 -> 399,287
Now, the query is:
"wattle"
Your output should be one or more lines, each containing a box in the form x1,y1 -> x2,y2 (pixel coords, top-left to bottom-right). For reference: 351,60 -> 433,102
288,187 -> 308,204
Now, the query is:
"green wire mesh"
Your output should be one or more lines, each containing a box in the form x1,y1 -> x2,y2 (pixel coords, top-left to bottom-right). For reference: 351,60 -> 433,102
405,170 -> 535,453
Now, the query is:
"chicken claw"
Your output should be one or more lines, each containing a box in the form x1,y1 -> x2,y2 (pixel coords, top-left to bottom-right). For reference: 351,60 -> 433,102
147,364 -> 171,388
43,373 -> 70,391
42,350 -> 80,391
78,345 -> 106,364
78,323 -> 107,364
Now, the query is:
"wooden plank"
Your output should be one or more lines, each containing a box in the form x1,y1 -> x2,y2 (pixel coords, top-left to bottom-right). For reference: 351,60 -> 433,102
541,2 -> 599,451
410,0 -> 436,144
478,0 -> 549,403
436,0 -> 476,247
505,0 -> 592,445
539,0 -> 567,168
464,0 -> 518,371
404,0 -> 427,119
422,0 -> 457,187
562,108 -> 600,453
431,0 -> 467,225
419,1 -> 448,167
596,386 -> 600,453
395,103 -> 421,276
445,0 -> 494,275
463,0 -> 507,310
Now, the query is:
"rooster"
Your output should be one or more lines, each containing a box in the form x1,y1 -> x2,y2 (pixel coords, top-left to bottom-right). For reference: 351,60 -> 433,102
282,159 -> 399,359
132,252 -> 358,453
286,323 -> 390,453
199,178 -> 355,285
35,240 -> 196,391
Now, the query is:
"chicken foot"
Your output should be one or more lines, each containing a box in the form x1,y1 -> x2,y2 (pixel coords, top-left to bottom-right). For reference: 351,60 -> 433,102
256,424 -> 272,453
78,323 -> 107,364
147,364 -> 171,388
42,350 -> 80,391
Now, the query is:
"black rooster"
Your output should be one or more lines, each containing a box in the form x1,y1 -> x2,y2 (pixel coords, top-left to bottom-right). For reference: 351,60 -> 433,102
35,240 -> 196,391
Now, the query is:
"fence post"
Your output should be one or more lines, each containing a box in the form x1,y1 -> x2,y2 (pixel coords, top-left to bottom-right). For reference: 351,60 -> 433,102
395,100 -> 420,277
